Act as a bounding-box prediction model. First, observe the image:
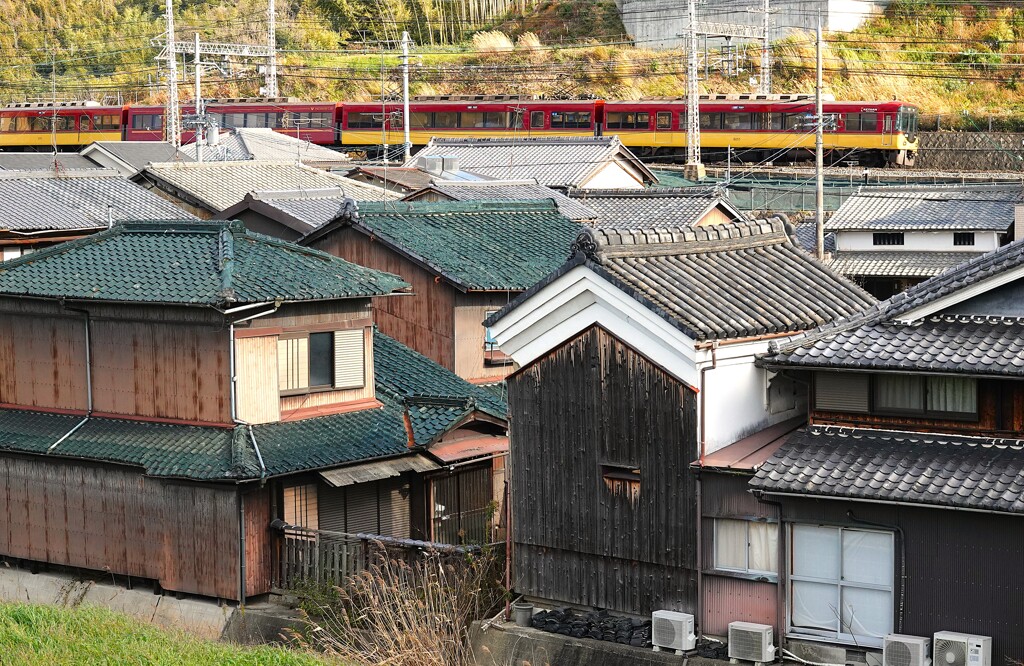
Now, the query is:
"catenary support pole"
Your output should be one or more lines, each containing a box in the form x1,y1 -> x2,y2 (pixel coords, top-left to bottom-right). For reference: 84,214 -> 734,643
164,0 -> 180,147
815,12 -> 825,260
401,31 -> 412,162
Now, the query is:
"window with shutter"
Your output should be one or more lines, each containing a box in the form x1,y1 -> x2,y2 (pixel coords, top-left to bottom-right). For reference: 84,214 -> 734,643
333,328 -> 366,389
814,372 -> 869,413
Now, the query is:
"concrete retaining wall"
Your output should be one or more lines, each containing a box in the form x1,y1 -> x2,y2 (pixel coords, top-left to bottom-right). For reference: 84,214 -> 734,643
917,132 -> 1024,173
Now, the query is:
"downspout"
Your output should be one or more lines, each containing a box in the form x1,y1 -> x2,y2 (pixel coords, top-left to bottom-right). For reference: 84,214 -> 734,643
695,340 -> 718,636
51,306 -> 93,452
754,490 -> 786,645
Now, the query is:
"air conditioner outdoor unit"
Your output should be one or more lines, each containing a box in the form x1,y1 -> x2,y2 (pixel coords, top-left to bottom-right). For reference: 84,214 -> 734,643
933,632 -> 992,666
651,610 -> 696,653
728,621 -> 775,664
883,634 -> 931,666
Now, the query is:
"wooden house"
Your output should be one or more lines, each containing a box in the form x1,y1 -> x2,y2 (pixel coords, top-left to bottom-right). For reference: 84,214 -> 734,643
298,199 -> 583,384
486,220 -> 873,619
0,220 -> 507,603
756,241 -> 1024,660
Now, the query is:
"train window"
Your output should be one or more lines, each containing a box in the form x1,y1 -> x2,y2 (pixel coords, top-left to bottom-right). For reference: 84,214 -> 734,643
54,116 -> 74,131
606,112 -> 648,130
723,113 -> 753,130
551,111 -> 591,129
310,112 -> 333,128
0,117 -> 10,132
219,112 -> 243,129
91,114 -> 119,130
769,113 -> 803,131
245,113 -> 270,128
509,111 -> 524,129
434,112 -> 458,128
529,111 -> 545,128
845,112 -> 878,132
347,112 -> 383,129
131,114 -> 164,131
656,112 -> 672,130
699,113 -> 722,130
410,112 -> 432,128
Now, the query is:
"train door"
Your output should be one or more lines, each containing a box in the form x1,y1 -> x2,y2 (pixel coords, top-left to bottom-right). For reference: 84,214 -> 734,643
882,113 -> 894,147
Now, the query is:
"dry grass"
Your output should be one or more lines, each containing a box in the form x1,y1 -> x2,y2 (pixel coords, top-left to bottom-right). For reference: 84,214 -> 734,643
295,545 -> 504,666
472,31 -> 514,54
516,32 -> 542,51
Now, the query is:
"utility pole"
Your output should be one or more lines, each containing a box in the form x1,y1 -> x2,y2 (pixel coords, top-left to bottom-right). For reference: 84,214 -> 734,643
759,0 -> 771,95
163,0 -> 180,147
401,31 -> 412,162
194,33 -> 204,163
684,0 -> 705,181
815,12 -> 825,260
266,0 -> 278,98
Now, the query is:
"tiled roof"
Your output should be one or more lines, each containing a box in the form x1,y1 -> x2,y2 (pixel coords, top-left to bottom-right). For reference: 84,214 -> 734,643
0,170 -> 195,232
348,167 -> 436,191
793,222 -> 836,254
0,332 -> 506,480
407,137 -> 658,188
0,409 -> 251,480
829,250 -> 980,278
220,189 -> 356,235
0,220 -> 408,306
751,425 -> 1024,514
82,141 -> 193,173
567,187 -> 744,228
410,181 -> 598,222
568,219 -> 875,341
179,129 -> 351,166
310,200 -> 582,291
250,331 -> 508,476
825,185 -> 1021,231
0,153 -> 102,171
765,239 -> 1024,375
139,161 -> 396,213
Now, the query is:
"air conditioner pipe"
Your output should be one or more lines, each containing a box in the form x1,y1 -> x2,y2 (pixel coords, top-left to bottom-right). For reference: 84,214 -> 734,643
782,648 -> 845,666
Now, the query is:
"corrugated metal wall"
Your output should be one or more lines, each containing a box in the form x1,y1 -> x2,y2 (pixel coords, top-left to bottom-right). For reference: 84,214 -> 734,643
0,454 -> 264,600
780,496 -> 1024,662
508,326 -> 698,616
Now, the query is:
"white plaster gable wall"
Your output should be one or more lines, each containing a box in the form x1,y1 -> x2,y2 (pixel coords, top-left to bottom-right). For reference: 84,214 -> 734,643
836,230 -> 1001,252
577,161 -> 645,190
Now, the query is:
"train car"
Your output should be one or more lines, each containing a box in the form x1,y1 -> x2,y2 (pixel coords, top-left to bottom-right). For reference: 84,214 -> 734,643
0,102 -> 124,149
124,99 -> 340,145
338,97 -> 601,149
603,95 -> 918,166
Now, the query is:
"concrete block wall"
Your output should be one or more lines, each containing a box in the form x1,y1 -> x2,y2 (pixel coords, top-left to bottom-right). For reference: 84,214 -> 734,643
617,0 -> 891,50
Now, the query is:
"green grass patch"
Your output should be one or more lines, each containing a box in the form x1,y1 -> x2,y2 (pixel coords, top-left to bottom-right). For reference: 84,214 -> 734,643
0,602 -> 331,666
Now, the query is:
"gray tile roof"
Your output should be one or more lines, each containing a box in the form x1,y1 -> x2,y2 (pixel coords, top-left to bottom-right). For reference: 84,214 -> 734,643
139,161 -> 397,213
566,219 -> 875,341
406,181 -> 598,222
406,137 -> 658,188
348,167 -> 435,191
825,185 -> 1022,231
179,129 -> 351,166
567,187 -> 745,228
764,239 -> 1024,376
829,250 -> 981,278
751,425 -> 1024,514
0,153 -> 102,171
0,170 -> 195,232
224,188 -> 356,232
82,141 -> 192,173
793,222 -> 836,254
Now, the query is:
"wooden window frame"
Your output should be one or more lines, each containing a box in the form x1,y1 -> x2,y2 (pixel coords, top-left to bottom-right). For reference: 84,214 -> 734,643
277,328 -> 367,397
870,374 -> 979,421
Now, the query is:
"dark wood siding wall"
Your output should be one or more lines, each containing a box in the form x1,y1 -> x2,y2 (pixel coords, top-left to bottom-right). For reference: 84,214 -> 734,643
0,454 -> 270,601
700,472 -> 779,636
508,326 -> 698,615
779,496 -> 1024,662
812,376 -> 1024,437
311,229 -> 456,371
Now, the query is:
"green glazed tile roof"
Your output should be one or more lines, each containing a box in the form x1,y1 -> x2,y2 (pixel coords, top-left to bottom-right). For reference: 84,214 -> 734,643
0,332 -> 506,480
0,220 -> 408,306
339,200 -> 582,291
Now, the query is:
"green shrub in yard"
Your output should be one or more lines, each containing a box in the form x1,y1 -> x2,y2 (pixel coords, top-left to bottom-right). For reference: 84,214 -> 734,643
0,602 -> 332,666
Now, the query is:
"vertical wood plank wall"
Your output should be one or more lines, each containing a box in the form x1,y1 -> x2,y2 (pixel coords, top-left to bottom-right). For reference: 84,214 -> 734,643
508,326 -> 698,615
310,229 -> 456,371
453,292 -> 517,383
0,455 -> 271,600
0,314 -> 88,411
234,335 -> 281,424
90,320 -> 230,423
